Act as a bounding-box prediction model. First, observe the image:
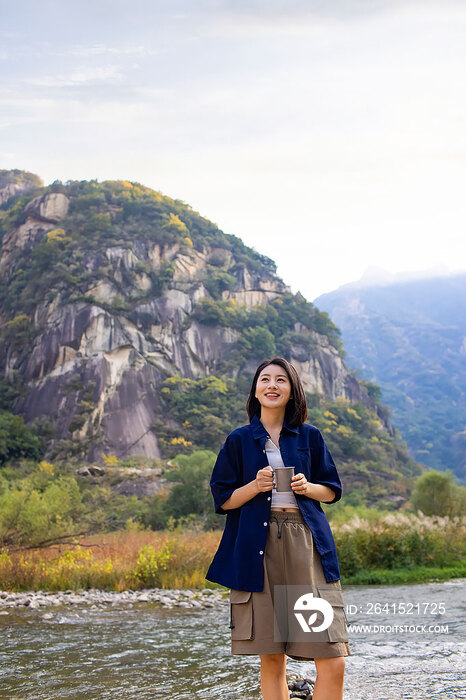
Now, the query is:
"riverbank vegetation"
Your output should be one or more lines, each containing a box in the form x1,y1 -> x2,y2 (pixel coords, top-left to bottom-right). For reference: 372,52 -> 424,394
0,508 -> 464,592
1,432 -> 464,591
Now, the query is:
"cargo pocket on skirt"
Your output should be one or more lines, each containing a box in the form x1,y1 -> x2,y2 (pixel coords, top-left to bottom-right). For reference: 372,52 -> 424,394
316,586 -> 349,643
229,589 -> 254,640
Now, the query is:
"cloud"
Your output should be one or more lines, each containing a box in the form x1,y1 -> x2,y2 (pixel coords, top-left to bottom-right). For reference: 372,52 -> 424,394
201,0 -> 466,39
28,65 -> 124,88
62,44 -> 159,58
1,0 -> 466,299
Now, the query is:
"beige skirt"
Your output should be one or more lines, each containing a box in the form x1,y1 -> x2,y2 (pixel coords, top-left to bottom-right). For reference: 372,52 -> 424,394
230,509 -> 351,661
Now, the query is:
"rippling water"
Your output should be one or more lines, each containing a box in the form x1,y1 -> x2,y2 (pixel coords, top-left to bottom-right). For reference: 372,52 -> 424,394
0,579 -> 465,699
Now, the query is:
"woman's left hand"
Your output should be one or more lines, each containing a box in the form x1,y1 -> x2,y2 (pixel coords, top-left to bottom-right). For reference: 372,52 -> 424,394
291,473 -> 309,495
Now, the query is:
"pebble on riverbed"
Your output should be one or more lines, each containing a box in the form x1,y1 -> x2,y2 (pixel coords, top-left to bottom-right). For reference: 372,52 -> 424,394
0,587 -> 227,611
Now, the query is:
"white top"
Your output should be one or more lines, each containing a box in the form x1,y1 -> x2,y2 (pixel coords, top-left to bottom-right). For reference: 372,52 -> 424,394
265,438 -> 299,509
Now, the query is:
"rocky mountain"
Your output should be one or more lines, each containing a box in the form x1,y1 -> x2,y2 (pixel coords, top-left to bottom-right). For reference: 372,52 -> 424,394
0,169 -> 42,206
0,170 -> 392,470
315,273 -> 466,483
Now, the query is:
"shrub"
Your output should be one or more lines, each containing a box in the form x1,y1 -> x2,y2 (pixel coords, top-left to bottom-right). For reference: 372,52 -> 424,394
127,543 -> 171,587
334,511 -> 466,574
0,472 -> 84,547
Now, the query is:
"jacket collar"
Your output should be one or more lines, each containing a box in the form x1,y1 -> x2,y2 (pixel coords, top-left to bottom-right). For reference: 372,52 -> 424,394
250,413 -> 299,439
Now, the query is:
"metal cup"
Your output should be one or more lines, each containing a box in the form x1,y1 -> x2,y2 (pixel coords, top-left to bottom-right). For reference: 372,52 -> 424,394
273,466 -> 295,492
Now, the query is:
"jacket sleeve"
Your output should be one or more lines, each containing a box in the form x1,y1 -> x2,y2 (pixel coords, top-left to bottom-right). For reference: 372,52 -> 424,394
210,433 -> 242,515
310,429 -> 342,504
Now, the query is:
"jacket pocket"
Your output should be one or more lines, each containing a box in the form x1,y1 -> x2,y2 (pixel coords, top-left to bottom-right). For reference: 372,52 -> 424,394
316,585 -> 349,643
229,589 -> 254,640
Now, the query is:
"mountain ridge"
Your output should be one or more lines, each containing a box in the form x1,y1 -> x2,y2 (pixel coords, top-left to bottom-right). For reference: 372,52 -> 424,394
315,274 -> 466,483
0,170 -> 374,457
0,169 -> 423,508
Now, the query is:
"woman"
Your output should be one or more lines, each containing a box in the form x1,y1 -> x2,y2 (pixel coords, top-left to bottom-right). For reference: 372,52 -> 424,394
206,357 -> 351,700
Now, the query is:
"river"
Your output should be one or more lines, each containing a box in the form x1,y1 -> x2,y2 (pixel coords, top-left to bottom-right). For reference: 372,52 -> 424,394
0,578 -> 464,699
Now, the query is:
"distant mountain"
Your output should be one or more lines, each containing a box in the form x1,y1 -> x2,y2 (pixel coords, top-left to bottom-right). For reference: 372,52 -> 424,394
315,273 -> 466,483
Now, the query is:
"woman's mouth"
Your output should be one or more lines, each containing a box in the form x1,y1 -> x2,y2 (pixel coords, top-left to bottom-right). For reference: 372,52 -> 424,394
265,393 -> 280,398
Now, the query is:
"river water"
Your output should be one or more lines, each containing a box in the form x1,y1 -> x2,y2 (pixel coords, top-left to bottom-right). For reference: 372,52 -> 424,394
0,579 -> 464,700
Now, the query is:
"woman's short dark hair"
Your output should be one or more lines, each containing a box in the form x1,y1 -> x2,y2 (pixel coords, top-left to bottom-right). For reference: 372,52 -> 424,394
246,357 -> 307,427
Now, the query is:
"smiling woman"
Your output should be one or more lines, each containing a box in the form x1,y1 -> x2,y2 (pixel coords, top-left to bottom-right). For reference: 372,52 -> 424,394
205,357 -> 350,700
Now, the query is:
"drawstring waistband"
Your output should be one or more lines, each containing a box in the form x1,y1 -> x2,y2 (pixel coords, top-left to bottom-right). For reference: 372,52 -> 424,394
269,510 -> 304,539
276,517 -> 288,539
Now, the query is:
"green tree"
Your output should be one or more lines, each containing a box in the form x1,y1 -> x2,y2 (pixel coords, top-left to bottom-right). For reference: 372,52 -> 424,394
165,450 -> 216,519
0,472 -> 84,547
238,326 -> 276,359
410,469 -> 466,517
0,380 -> 20,412
146,450 -> 223,528
0,412 -> 43,465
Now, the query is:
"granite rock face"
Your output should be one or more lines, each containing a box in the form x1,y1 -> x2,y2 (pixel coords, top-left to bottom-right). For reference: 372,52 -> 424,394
0,173 -> 384,462
0,192 -> 70,274
24,192 -> 70,223
0,169 -> 41,206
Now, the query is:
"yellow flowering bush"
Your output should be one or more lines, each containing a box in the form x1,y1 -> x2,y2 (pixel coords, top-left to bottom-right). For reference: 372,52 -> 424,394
46,228 -> 68,242
170,437 -> 192,447
127,544 -> 171,587
39,461 -> 55,475
102,453 -> 119,465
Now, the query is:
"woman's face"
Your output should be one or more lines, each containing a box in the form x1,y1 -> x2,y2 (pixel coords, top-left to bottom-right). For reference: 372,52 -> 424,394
255,363 -> 292,410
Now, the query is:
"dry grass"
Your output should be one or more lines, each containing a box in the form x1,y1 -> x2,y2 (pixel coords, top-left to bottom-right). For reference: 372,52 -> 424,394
0,528 -> 223,592
1,512 -> 464,592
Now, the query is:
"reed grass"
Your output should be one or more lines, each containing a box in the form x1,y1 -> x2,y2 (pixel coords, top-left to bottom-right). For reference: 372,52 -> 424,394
334,511 -> 466,574
0,511 -> 464,592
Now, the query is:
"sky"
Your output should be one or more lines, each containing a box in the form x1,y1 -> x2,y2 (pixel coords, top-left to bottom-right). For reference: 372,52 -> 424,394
1,0 -> 466,301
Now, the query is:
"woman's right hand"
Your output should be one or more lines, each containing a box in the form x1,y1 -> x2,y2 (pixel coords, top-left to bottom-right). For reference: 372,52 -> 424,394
255,466 -> 274,492
222,467 -> 274,510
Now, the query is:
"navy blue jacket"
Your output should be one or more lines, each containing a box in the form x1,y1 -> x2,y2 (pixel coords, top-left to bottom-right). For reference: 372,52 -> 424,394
205,414 -> 343,591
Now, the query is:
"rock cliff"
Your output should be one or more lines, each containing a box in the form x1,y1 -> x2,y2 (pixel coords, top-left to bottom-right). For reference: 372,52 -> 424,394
0,169 -> 42,206
0,170 -> 387,462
